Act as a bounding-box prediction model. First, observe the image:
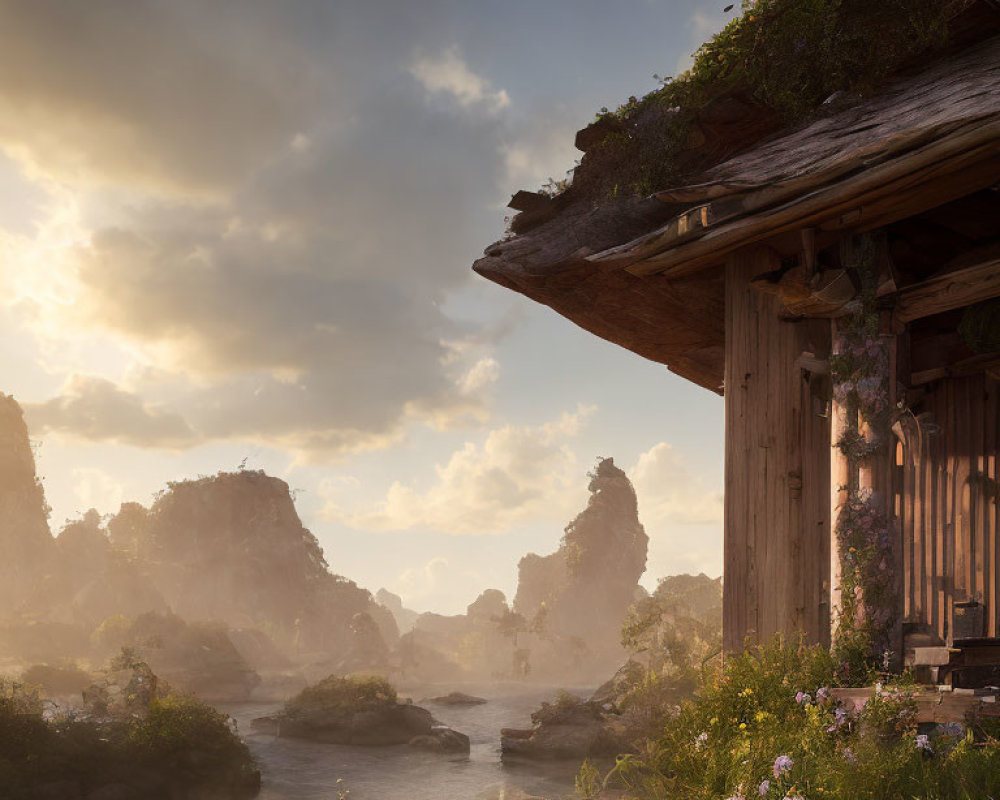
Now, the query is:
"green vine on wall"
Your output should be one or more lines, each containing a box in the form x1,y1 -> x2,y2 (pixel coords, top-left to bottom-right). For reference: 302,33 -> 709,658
830,236 -> 896,684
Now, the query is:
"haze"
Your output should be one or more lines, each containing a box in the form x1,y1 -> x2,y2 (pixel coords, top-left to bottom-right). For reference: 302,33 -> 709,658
0,0 -> 724,614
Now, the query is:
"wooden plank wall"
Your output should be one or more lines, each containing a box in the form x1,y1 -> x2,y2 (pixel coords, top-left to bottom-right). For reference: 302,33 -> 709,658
899,373 -> 1000,641
723,248 -> 832,652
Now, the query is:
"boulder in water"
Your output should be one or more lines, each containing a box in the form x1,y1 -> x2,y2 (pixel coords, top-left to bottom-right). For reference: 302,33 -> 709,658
250,674 -> 469,751
426,691 -> 487,706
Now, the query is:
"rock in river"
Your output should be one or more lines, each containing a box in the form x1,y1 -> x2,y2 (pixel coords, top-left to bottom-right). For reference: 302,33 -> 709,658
250,674 -> 469,752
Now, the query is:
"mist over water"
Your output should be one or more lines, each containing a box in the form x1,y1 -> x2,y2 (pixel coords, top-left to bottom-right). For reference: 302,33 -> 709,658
226,686 -> 589,800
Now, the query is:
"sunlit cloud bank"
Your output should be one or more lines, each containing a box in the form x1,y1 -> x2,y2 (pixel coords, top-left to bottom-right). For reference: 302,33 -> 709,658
322,406 -> 595,534
0,0 -> 529,461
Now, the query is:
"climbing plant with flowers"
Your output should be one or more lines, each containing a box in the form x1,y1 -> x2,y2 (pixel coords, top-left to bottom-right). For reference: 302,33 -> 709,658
829,235 -> 896,683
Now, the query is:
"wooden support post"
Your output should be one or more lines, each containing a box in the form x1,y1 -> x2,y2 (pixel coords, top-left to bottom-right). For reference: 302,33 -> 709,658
724,246 -> 832,653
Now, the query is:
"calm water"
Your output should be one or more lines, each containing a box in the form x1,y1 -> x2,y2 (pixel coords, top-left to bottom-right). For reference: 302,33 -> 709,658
223,685 -> 590,800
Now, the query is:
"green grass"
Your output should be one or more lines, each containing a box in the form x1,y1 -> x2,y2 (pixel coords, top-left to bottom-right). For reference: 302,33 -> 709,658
594,636 -> 1000,800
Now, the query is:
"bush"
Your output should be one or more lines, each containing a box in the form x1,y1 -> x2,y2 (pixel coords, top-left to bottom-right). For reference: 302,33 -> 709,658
0,659 -> 259,800
531,690 -> 603,727
286,673 -> 397,716
600,636 -> 1000,800
130,694 -> 259,794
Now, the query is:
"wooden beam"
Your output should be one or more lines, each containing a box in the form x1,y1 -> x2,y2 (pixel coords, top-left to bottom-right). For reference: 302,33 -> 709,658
893,257 -> 1000,323
618,117 -> 1000,278
911,350 -> 1000,386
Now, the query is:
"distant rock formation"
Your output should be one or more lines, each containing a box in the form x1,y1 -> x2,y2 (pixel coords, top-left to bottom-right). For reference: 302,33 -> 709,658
37,511 -> 168,630
513,457 -> 648,675
395,588 -> 522,681
376,588 -> 420,633
0,394 -> 53,611
106,470 -> 396,658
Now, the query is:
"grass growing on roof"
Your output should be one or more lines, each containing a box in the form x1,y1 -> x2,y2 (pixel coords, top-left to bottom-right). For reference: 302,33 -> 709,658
574,0 -> 951,200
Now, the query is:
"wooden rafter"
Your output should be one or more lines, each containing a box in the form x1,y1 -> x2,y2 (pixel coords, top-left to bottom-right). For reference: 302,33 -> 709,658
893,255 -> 1000,323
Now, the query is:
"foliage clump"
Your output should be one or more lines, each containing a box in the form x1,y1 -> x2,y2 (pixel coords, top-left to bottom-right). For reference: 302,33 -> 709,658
285,673 -> 397,716
594,636 -> 1000,800
531,690 -> 605,727
0,654 -> 259,799
573,0 -> 952,200
829,235 -> 896,682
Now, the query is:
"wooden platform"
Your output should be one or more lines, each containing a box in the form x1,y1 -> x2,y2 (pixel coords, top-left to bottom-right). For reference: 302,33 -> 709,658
831,686 -> 1000,724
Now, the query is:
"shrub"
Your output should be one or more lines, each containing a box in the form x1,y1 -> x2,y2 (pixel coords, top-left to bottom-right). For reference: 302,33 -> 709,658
599,636 -> 1000,800
285,673 -> 397,716
130,694 -> 259,793
531,690 -> 603,727
0,659 -> 259,799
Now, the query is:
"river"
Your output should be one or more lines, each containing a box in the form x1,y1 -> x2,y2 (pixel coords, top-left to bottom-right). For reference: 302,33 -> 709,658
223,685 -> 592,800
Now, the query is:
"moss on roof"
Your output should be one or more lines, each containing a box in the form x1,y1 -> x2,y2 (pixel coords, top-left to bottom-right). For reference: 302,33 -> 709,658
569,0 -> 955,202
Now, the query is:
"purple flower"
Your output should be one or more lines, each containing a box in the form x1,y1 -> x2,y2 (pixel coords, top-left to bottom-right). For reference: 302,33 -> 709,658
695,731 -> 708,750
758,779 -> 771,796
940,722 -> 964,738
916,734 -> 933,753
816,687 -> 830,704
773,755 -> 793,779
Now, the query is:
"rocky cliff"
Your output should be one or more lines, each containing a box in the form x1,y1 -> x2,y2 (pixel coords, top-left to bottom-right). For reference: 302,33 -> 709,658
513,457 -> 648,674
107,470 -> 395,657
0,394 -> 53,612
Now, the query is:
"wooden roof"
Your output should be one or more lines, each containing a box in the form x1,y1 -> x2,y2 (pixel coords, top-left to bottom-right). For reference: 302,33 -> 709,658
474,35 -> 1000,392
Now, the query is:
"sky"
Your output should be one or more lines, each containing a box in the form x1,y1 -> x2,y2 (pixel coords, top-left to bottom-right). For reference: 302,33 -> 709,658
0,0 -> 731,614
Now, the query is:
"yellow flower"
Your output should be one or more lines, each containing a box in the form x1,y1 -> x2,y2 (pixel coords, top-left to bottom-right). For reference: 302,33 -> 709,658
739,722 -> 747,730
710,717 -> 719,725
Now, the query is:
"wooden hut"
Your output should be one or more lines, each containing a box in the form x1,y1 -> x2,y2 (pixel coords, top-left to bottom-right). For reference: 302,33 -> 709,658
473,7 -> 1000,671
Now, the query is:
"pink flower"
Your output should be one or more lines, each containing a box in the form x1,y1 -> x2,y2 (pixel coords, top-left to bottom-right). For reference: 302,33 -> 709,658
773,755 -> 793,779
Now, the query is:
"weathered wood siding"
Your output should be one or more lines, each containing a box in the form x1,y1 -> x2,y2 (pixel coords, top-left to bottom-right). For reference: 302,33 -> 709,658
723,248 -> 832,652
899,373 -> 1000,641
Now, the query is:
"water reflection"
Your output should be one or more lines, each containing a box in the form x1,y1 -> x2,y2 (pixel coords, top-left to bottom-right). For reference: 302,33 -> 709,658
223,685 -> 590,800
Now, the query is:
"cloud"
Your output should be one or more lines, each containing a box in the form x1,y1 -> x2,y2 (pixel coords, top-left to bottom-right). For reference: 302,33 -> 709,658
410,47 -> 510,114
0,0 -> 326,194
630,442 -> 723,526
629,441 -> 723,580
394,556 -> 484,609
675,10 -> 724,74
71,466 -> 124,517
0,1 -> 516,460
323,406 -> 595,534
500,119 -> 579,195
23,374 -> 198,448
